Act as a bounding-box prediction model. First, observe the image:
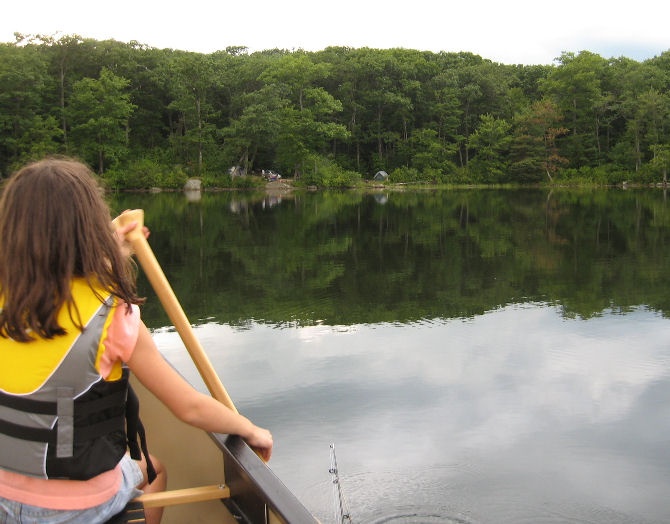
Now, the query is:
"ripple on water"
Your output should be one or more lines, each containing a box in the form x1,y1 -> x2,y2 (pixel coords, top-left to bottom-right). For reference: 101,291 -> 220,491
301,460 -> 665,524
368,511 -> 472,524
305,464 -> 479,524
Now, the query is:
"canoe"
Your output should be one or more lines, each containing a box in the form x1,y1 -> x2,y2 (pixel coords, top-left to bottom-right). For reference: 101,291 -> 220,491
131,374 -> 318,524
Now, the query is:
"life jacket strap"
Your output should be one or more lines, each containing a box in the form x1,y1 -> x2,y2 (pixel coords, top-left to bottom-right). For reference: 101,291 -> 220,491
0,387 -> 127,416
126,384 -> 157,484
0,413 -> 126,444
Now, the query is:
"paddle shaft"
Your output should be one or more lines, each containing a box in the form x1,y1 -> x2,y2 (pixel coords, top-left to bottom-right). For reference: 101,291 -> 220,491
114,209 -> 238,413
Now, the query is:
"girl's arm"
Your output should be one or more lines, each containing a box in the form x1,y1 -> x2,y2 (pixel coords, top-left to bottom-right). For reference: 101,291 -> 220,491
126,322 -> 273,461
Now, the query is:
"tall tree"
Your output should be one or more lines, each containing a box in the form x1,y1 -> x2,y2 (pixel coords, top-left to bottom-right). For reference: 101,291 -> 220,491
0,42 -> 61,172
257,52 -> 348,176
541,51 -> 606,167
27,34 -> 94,152
220,84 -> 287,172
468,114 -> 512,180
510,99 -> 569,182
68,67 -> 135,173
165,51 -> 219,174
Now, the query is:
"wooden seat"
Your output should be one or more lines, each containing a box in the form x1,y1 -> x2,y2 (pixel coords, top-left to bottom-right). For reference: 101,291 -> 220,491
105,484 -> 230,523
137,483 -> 230,508
105,500 -> 146,524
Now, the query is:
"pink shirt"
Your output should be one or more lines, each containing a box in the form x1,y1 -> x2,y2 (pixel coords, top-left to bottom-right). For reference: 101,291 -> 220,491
0,303 -> 141,510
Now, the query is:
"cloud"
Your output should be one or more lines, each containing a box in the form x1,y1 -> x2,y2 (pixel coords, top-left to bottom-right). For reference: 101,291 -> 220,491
151,304 -> 670,522
3,0 -> 667,64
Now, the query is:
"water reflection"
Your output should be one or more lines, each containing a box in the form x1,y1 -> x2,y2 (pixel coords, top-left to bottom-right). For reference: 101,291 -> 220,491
112,188 -> 670,329
152,303 -> 670,523
112,188 -> 670,523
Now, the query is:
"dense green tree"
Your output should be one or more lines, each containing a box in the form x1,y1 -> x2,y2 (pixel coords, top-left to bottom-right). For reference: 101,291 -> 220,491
32,34 -> 100,151
541,51 -> 607,167
256,52 -> 348,176
100,41 -> 173,155
404,127 -> 456,175
343,48 -> 420,172
315,47 -> 380,173
468,114 -> 512,180
221,84 -> 288,173
68,67 -> 135,173
453,55 -> 513,167
623,88 -> 670,171
0,43 -> 61,172
1,35 -> 670,186
164,51 -> 220,174
510,99 -> 568,182
649,144 -> 670,183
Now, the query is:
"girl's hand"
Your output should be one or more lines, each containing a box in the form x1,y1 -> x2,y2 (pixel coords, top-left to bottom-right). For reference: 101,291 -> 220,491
113,211 -> 150,257
244,426 -> 274,462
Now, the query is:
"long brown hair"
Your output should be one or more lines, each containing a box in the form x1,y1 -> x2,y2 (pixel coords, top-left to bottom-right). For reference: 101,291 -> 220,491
0,157 -> 144,342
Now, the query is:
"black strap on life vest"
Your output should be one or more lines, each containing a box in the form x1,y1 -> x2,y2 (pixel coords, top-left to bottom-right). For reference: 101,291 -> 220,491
0,388 -> 125,416
0,411 -> 125,444
125,384 -> 157,484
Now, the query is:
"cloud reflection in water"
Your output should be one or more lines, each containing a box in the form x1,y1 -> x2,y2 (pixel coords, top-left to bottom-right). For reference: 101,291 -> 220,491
152,303 -> 670,523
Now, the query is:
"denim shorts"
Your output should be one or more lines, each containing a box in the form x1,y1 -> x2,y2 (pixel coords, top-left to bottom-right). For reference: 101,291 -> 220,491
0,454 -> 143,524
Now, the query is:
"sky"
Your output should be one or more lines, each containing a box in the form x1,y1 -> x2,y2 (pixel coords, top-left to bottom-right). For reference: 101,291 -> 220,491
3,0 -> 667,65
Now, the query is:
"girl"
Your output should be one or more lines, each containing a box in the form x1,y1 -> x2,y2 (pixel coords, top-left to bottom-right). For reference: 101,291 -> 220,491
0,157 -> 273,523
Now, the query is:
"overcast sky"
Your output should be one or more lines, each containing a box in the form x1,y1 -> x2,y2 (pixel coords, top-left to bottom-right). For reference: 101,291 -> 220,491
3,0 -> 667,65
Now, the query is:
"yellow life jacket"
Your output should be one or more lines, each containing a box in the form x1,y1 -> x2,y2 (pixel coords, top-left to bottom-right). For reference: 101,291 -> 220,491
0,280 -> 152,481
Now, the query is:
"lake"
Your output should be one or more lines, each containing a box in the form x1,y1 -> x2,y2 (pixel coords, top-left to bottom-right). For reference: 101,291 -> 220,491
111,187 -> 670,524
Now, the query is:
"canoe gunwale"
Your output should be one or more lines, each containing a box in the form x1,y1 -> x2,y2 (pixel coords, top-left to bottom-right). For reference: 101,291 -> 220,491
209,433 -> 318,524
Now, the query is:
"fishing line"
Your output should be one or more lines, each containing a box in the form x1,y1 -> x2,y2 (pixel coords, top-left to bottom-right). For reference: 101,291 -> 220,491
329,443 -> 354,524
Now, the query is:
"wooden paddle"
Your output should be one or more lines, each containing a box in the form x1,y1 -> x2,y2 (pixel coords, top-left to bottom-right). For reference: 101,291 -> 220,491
113,209 -> 237,413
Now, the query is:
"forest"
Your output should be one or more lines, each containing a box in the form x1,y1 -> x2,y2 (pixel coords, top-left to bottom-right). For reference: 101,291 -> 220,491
1,33 -> 669,189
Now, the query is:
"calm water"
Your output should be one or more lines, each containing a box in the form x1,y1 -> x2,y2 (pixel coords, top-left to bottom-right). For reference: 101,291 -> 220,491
112,188 -> 670,524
